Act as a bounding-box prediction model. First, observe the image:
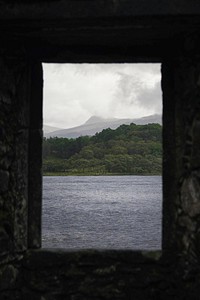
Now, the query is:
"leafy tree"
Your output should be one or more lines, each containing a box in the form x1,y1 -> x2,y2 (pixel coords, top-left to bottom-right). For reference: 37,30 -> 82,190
43,123 -> 162,175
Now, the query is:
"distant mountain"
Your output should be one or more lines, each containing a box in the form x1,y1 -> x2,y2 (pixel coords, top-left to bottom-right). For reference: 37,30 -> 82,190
44,114 -> 162,138
43,125 -> 63,135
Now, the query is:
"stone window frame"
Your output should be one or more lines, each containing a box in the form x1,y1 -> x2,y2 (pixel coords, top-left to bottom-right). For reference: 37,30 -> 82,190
27,60 -> 167,252
2,2 -> 198,296
27,56 -> 198,259
23,57 -> 196,298
0,0 -> 200,300
26,53 -> 181,257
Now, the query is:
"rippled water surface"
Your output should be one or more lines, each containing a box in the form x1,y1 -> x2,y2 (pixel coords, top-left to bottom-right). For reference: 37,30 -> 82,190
42,176 -> 162,249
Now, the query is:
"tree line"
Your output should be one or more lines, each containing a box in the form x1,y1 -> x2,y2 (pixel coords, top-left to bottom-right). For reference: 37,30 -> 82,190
43,123 -> 162,175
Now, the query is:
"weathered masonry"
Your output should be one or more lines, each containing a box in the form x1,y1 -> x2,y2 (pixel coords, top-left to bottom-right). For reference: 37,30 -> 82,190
1,1 -> 200,299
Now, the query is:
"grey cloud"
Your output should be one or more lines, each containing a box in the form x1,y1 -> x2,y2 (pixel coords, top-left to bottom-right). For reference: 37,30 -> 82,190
43,63 -> 162,128
136,81 -> 162,112
114,72 -> 143,105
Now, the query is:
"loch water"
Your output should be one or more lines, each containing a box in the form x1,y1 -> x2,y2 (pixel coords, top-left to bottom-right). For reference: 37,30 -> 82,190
42,175 -> 162,250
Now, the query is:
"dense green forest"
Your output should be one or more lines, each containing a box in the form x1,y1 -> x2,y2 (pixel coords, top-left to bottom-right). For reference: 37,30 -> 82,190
43,123 -> 162,175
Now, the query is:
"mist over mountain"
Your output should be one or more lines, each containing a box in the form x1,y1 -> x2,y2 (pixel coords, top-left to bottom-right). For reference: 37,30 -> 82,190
43,125 -> 63,134
44,114 -> 162,138
85,116 -> 119,125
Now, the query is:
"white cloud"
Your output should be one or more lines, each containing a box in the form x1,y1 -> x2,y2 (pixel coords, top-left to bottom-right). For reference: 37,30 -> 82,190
43,63 -> 161,128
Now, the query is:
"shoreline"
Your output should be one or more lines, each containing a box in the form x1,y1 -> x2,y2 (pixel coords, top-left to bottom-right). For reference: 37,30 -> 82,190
43,172 -> 162,176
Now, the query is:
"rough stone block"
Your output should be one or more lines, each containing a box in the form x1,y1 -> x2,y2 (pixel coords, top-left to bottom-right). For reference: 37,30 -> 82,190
191,120 -> 200,169
0,228 -> 11,254
0,264 -> 18,290
0,170 -> 9,193
181,172 -> 200,218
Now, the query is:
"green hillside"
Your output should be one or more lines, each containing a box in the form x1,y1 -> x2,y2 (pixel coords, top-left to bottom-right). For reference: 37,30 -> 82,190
43,123 -> 162,175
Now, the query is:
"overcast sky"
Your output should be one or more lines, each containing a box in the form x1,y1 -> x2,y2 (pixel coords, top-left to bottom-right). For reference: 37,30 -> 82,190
43,63 -> 162,129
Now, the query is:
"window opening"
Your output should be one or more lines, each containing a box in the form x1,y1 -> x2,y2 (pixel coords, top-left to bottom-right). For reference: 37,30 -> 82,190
42,63 -> 162,250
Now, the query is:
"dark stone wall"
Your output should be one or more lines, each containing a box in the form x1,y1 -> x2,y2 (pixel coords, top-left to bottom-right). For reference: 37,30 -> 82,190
162,50 -> 200,258
0,57 -> 42,299
21,250 -> 181,300
161,53 -> 200,298
0,1 -> 200,299
0,57 -> 30,299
